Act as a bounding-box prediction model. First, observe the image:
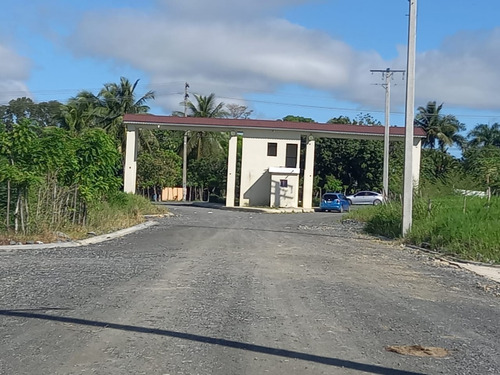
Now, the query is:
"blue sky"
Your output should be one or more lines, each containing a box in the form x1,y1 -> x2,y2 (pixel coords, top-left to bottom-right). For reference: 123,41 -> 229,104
1,0 -> 500,154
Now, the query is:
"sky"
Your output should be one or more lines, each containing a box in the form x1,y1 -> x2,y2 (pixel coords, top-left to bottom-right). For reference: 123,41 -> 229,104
1,0 -> 500,155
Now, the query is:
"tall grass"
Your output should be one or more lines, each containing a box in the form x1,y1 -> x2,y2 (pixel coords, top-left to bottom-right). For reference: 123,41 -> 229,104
347,196 -> 500,264
0,192 -> 167,243
77,192 -> 167,237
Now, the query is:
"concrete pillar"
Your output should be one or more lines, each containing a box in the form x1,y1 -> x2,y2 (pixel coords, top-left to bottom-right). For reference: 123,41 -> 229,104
302,136 -> 315,209
412,137 -> 422,188
225,133 -> 238,207
123,125 -> 138,194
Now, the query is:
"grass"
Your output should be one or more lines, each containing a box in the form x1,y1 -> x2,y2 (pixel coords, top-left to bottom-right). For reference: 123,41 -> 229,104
0,192 -> 168,244
346,195 -> 500,264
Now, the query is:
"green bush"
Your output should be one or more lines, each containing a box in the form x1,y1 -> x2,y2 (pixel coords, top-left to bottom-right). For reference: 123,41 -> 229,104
347,195 -> 500,263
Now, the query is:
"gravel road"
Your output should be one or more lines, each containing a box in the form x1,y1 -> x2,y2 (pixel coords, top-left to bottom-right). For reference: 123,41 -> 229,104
1,204 -> 499,375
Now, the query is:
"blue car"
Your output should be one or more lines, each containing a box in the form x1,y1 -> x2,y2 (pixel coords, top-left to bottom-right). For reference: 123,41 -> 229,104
319,192 -> 350,213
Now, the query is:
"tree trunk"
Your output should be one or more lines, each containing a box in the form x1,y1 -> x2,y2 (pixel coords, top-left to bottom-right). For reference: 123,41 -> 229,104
73,185 -> 78,224
23,188 -> 29,233
6,179 -> 11,231
14,192 -> 20,233
20,189 -> 26,234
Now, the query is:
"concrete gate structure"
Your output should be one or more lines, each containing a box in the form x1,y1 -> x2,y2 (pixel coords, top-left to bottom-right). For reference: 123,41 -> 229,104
122,114 -> 426,209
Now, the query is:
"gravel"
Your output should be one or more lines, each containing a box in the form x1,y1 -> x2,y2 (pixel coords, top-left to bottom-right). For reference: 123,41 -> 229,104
0,204 -> 499,374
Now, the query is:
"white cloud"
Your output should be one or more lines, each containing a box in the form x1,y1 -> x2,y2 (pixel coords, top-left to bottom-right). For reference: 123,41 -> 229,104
0,44 -> 31,104
64,2 -> 500,115
415,28 -> 500,110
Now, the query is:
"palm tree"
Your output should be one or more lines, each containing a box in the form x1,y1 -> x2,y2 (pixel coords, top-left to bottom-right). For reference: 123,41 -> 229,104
97,77 -> 155,154
415,101 -> 465,152
61,91 -> 102,134
467,123 -> 500,148
182,93 -> 229,159
187,93 -> 227,118
437,114 -> 466,152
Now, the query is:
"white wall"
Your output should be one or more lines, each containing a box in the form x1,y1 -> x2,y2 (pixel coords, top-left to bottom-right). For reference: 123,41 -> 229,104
270,173 -> 299,208
239,130 -> 301,207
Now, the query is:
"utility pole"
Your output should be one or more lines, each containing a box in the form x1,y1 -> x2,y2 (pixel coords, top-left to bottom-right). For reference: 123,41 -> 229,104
370,68 -> 405,200
182,82 -> 189,201
402,0 -> 418,236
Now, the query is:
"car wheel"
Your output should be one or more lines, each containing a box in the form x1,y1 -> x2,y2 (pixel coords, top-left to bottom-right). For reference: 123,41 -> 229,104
373,199 -> 382,205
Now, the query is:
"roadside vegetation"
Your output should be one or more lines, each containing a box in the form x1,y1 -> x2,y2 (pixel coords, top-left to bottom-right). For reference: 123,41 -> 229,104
344,102 -> 500,264
1,79 -> 499,262
348,194 -> 500,264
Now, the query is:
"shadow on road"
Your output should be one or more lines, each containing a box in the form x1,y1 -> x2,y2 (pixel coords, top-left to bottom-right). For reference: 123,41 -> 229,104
1,309 -> 424,375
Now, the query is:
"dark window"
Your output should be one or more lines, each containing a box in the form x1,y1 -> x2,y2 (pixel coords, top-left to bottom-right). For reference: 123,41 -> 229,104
267,142 -> 277,156
323,194 -> 338,201
285,143 -> 298,168
280,179 -> 288,188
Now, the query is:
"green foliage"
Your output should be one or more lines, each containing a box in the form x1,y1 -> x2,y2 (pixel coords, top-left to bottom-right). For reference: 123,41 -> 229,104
0,98 -> 64,130
323,175 -> 343,192
463,146 -> 500,192
420,149 -> 462,184
137,149 -> 182,190
186,93 -> 228,118
415,101 -> 465,151
282,115 -> 315,123
467,122 -> 500,148
86,191 -> 164,230
73,129 -> 121,202
1,121 -> 121,234
348,194 -> 500,263
315,138 -> 383,193
187,157 -> 227,192
407,196 -> 500,263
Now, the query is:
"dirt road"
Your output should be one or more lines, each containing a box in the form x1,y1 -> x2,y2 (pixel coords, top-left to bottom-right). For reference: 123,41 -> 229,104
1,204 -> 499,374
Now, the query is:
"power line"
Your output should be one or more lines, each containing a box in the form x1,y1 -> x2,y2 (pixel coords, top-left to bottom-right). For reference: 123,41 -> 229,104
1,84 -> 499,122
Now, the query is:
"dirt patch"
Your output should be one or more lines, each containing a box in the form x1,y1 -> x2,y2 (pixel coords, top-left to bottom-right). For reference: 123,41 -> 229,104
385,345 -> 450,357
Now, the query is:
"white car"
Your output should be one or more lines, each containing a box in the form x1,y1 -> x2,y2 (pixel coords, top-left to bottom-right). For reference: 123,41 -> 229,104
346,191 -> 384,205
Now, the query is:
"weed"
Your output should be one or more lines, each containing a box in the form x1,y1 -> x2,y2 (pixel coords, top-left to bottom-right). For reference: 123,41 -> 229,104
347,195 -> 500,263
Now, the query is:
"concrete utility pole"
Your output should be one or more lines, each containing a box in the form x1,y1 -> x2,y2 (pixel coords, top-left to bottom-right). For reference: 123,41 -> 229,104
402,0 -> 418,236
182,82 -> 189,201
370,68 -> 405,200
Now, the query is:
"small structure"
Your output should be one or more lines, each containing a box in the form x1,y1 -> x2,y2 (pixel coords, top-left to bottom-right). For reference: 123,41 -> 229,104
122,114 -> 426,209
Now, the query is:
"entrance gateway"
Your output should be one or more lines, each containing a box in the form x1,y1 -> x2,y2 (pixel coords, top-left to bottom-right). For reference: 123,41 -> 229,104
122,114 -> 426,209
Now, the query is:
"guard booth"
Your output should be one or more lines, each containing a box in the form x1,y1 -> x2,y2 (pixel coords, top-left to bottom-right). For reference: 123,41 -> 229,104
269,167 -> 300,208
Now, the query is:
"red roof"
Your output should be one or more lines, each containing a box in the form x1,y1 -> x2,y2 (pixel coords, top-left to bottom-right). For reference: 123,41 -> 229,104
123,113 -> 426,138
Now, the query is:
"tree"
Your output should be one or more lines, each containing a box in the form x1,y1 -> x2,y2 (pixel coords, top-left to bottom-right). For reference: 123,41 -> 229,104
282,115 -> 315,123
464,146 -> 500,194
97,77 -> 155,153
137,150 -> 182,197
467,123 -> 500,148
187,157 -> 228,200
415,101 -> 465,152
187,93 -> 227,118
0,119 -> 40,232
420,149 -> 461,184
61,91 -> 102,134
314,115 -> 384,194
226,104 -> 253,119
182,93 -> 229,160
0,98 -> 64,130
